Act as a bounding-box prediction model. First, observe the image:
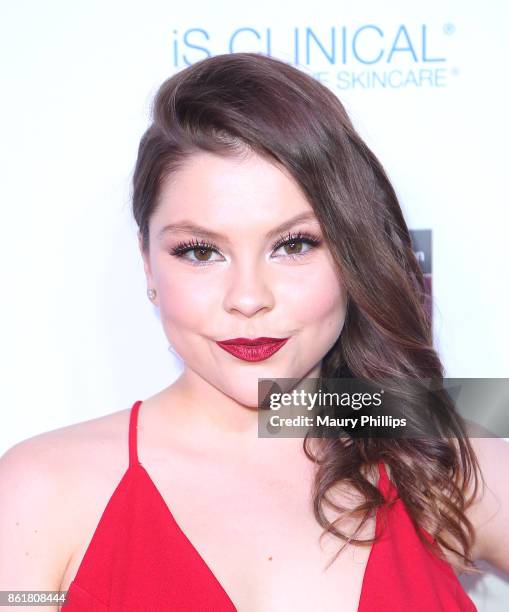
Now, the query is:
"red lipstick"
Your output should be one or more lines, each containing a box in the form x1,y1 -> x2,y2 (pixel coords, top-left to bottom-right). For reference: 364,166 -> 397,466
215,337 -> 289,362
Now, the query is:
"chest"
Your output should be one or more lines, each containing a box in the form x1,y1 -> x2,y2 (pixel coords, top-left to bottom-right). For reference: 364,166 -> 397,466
60,454 -> 377,611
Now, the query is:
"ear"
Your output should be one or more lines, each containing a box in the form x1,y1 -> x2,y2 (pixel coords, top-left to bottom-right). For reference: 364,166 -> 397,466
138,231 -> 154,286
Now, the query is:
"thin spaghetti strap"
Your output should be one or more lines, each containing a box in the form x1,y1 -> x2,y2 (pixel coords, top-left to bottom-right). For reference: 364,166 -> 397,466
128,400 -> 143,467
377,460 -> 398,502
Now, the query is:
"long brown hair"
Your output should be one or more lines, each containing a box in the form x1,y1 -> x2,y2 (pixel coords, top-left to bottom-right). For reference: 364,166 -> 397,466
131,52 -> 483,574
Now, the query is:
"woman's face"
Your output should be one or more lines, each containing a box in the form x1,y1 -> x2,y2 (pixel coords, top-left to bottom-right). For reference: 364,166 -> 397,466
140,150 -> 348,408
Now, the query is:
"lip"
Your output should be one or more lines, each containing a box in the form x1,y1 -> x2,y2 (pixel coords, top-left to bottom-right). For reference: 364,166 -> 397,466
215,337 -> 289,362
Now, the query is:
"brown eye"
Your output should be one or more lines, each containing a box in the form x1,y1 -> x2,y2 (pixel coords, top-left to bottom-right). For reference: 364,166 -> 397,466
283,240 -> 304,255
193,247 -> 213,261
170,239 -> 223,265
271,231 -> 322,260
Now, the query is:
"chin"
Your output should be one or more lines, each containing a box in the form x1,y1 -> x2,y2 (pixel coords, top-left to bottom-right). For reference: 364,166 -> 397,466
219,365 -> 309,409
220,387 -> 261,410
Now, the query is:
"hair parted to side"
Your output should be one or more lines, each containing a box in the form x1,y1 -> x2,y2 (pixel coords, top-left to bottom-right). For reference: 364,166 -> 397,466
132,52 -> 483,574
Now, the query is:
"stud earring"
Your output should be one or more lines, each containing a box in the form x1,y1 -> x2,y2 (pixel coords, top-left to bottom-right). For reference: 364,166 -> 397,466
147,288 -> 157,301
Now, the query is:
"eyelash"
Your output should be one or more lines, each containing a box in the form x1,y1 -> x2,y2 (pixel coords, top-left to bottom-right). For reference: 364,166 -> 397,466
169,231 -> 322,266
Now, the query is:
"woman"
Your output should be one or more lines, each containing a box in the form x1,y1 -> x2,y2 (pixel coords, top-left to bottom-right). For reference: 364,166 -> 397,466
1,52 -> 508,611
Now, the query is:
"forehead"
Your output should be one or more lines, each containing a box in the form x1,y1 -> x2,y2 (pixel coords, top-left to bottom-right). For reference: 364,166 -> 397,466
152,150 -> 315,229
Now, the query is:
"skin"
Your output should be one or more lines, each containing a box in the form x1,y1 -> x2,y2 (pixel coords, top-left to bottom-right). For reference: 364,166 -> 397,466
139,149 -> 348,457
1,148 -> 509,611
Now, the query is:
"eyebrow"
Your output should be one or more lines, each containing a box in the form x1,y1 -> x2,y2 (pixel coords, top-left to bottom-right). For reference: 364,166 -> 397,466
156,211 -> 319,242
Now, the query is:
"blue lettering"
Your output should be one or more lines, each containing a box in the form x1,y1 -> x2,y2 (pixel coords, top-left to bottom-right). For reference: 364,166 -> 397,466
435,68 -> 447,86
404,70 -> 418,86
387,26 -> 418,63
351,71 -> 368,88
229,28 -> 262,53
372,71 -> 387,87
419,69 -> 434,85
341,26 -> 347,64
182,29 -> 210,65
305,27 -> 335,64
337,70 -> 351,89
421,25 -> 446,62
352,25 -> 384,64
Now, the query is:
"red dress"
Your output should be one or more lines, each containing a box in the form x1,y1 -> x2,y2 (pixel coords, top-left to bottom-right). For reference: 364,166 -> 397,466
62,400 -> 478,611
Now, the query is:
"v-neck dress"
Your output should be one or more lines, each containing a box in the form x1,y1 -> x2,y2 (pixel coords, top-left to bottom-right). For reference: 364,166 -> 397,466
61,400 -> 478,611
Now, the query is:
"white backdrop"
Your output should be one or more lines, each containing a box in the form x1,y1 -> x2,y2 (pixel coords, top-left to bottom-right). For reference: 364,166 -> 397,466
1,1 -> 508,608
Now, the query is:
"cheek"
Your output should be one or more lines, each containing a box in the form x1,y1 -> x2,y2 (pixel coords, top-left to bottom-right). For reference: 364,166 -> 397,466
157,272 -> 215,331
282,263 -> 346,327
154,254 -> 346,344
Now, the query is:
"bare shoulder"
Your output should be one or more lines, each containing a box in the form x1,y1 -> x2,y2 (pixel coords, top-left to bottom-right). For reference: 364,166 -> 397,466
1,405 -> 132,484
459,428 -> 509,574
0,406 -> 132,590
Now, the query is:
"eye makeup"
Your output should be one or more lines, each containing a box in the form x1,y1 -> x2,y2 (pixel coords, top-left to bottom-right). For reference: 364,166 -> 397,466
168,230 -> 323,266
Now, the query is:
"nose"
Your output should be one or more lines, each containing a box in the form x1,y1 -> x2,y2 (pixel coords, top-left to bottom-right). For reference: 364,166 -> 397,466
222,257 -> 275,318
